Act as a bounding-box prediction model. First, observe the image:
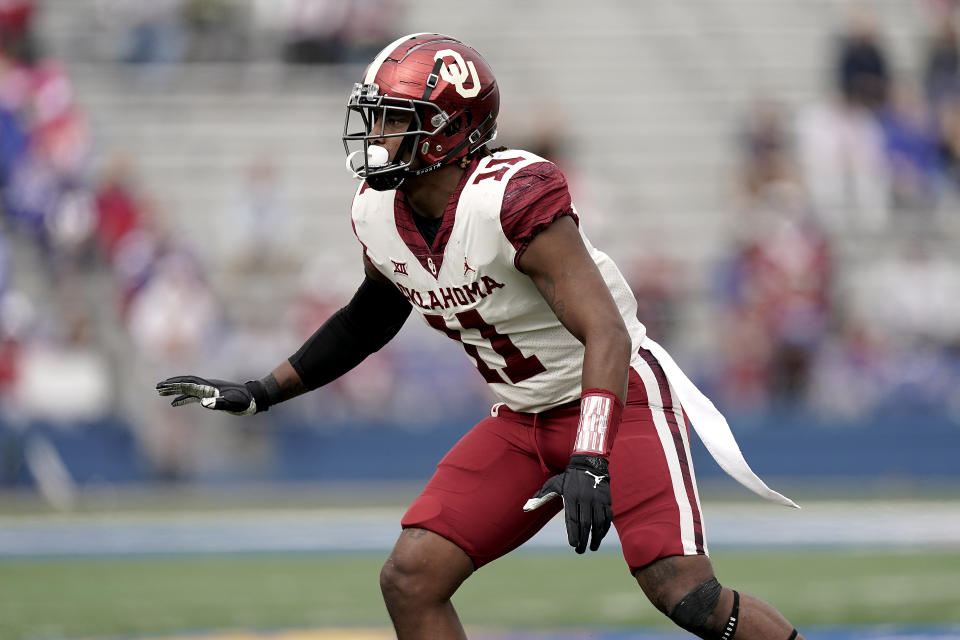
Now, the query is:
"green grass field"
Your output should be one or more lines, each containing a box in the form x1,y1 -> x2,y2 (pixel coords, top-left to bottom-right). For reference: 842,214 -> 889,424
2,549 -> 959,639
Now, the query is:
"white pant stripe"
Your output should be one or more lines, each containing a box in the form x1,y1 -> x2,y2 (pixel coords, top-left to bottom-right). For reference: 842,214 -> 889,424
664,376 -> 708,556
632,359 -> 699,556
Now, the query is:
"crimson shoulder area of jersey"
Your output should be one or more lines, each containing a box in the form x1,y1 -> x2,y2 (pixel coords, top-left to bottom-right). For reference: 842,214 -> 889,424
499,160 -> 578,269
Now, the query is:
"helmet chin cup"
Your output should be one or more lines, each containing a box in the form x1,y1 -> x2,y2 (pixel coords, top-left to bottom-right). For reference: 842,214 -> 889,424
366,168 -> 406,191
345,148 -> 407,191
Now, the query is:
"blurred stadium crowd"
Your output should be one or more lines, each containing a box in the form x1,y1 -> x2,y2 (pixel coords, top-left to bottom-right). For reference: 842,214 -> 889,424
715,3 -> 960,419
2,0 -> 960,484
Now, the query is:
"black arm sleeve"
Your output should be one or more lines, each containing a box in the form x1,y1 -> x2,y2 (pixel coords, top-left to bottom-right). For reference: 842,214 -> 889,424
289,275 -> 412,390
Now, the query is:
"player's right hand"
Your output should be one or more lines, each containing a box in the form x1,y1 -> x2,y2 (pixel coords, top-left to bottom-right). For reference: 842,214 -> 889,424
523,454 -> 613,554
155,376 -> 262,415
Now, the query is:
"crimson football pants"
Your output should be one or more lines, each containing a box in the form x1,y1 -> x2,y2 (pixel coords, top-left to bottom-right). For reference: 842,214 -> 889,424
401,347 -> 707,572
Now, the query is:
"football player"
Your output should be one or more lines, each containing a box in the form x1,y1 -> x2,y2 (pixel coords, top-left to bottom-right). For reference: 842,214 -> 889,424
158,33 -> 804,640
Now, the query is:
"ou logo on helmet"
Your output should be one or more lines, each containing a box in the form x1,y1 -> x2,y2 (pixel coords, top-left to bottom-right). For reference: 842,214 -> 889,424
434,49 -> 481,98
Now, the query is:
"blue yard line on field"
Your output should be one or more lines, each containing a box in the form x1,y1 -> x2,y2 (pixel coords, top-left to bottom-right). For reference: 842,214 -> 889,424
2,501 -> 960,557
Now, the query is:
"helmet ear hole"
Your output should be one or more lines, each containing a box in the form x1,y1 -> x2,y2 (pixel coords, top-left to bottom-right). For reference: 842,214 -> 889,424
443,115 -> 464,137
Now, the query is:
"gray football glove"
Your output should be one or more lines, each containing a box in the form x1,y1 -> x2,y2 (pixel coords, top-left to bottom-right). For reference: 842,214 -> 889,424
155,376 -> 269,415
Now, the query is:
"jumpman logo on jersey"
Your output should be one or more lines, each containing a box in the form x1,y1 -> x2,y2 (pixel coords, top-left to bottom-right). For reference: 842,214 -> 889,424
464,259 -> 476,276
585,471 -> 607,489
392,260 -> 408,276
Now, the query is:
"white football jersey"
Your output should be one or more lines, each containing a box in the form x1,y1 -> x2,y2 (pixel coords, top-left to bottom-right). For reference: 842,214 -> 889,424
351,149 -> 646,413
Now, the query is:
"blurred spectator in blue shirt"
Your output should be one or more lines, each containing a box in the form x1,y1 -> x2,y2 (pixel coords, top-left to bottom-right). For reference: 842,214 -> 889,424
0,84 -> 29,190
879,81 -> 942,211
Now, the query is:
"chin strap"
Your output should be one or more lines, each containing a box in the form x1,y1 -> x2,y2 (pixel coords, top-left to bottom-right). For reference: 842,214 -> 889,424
415,112 -> 495,175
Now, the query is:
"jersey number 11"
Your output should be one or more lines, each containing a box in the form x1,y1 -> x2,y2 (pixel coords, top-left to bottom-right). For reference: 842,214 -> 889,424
425,310 -> 546,384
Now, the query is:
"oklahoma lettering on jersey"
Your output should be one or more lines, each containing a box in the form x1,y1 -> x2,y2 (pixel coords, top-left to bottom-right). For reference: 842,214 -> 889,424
351,150 -> 646,413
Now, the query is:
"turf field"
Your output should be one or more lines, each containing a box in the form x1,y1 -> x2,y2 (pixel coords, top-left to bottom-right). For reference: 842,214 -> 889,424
2,549 -> 960,639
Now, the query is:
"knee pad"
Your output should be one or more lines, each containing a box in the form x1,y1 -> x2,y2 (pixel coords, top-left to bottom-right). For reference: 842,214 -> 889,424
668,578 -> 740,640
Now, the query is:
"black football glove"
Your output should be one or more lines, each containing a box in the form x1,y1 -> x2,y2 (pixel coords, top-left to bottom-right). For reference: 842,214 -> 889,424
155,375 -> 270,415
523,454 -> 613,554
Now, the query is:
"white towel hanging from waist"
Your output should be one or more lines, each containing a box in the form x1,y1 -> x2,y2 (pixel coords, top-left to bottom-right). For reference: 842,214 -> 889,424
641,337 -> 800,509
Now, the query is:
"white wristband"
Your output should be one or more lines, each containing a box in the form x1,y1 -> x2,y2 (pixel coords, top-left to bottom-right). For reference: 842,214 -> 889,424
573,390 -> 618,455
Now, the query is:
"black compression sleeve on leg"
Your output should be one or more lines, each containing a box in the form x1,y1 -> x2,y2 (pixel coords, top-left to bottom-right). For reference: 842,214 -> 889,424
670,577 -> 723,636
669,579 -> 745,640
289,276 -> 412,390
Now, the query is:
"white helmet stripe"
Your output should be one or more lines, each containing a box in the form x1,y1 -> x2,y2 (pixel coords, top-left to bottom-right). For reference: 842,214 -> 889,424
364,32 -> 433,85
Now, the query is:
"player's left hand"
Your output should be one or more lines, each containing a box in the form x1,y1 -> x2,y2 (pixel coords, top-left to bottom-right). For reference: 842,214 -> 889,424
523,454 -> 613,553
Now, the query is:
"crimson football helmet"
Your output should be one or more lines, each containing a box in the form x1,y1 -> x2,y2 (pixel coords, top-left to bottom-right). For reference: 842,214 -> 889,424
343,33 -> 500,191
